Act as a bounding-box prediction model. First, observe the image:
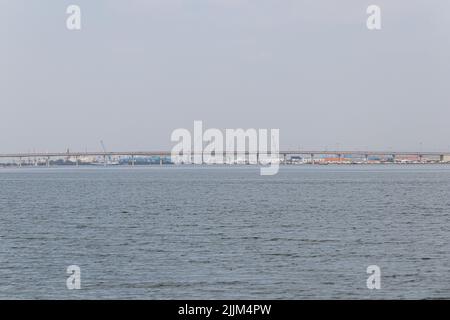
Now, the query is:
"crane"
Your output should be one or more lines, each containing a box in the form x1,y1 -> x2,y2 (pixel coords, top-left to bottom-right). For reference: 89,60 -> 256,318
100,140 -> 111,165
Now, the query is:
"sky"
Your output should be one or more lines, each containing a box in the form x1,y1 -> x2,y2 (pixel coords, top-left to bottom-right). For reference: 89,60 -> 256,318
1,0 -> 449,153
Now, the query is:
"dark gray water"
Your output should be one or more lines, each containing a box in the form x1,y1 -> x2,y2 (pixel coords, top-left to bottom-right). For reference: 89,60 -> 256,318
0,165 -> 449,299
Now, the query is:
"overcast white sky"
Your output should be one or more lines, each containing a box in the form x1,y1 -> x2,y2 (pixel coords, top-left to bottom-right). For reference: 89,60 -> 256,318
1,0 -> 449,153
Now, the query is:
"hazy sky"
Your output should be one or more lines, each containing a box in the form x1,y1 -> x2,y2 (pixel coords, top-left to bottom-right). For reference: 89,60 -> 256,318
1,0 -> 449,152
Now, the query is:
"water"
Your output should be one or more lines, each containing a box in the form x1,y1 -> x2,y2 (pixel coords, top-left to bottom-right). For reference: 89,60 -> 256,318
0,165 -> 449,299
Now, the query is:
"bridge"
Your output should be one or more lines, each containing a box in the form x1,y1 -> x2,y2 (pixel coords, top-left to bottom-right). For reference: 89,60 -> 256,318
0,150 -> 449,166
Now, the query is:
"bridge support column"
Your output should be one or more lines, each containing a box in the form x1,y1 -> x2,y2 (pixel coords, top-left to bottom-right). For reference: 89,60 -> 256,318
160,157 -> 163,166
311,154 -> 315,165
103,155 -> 107,166
392,155 -> 396,163
440,155 -> 444,163
75,157 -> 79,166
283,154 -> 287,165
131,155 -> 135,166
364,154 -> 369,163
419,154 -> 423,163
46,157 -> 50,167
18,157 -> 22,167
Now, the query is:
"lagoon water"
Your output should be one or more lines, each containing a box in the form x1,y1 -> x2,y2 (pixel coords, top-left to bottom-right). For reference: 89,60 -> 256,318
0,165 -> 449,299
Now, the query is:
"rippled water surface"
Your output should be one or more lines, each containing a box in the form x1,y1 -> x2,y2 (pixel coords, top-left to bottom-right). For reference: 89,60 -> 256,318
0,165 -> 449,299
